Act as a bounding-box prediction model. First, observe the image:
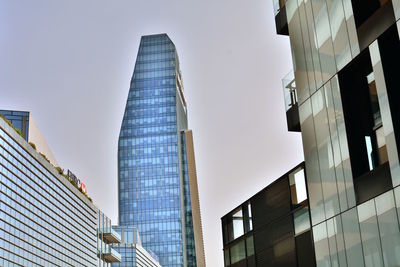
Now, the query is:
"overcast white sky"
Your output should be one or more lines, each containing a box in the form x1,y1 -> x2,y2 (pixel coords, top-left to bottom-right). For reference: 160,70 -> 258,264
0,0 -> 303,265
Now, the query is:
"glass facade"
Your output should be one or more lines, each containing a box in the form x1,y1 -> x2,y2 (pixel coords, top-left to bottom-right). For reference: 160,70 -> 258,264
275,0 -> 400,266
0,116 -> 98,266
118,33 -> 200,267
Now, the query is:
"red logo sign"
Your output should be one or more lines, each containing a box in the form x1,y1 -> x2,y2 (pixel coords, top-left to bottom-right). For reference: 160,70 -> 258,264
80,183 -> 87,194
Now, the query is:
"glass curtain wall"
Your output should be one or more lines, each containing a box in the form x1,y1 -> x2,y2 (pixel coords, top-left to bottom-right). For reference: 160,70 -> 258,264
118,34 -> 192,267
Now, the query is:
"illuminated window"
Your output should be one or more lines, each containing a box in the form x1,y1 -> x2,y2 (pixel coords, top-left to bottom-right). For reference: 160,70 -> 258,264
289,167 -> 307,205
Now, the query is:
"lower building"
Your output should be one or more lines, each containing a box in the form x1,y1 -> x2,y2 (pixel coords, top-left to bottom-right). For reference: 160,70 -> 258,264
111,226 -> 161,267
0,114 -> 121,266
221,163 -> 316,267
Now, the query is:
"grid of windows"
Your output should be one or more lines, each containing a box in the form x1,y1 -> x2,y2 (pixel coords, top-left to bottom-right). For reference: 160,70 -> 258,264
181,133 -> 196,266
0,120 -> 98,266
118,34 -> 194,267
281,0 -> 400,266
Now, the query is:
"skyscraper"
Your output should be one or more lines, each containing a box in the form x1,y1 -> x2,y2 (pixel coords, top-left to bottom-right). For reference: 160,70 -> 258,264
117,34 -> 205,267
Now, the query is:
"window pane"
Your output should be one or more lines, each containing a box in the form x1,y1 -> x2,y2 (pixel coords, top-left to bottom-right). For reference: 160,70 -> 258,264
313,222 -> 331,267
289,167 -> 307,205
247,203 -> 253,231
246,236 -> 254,257
232,209 -> 244,240
312,89 -> 340,218
376,191 -> 400,266
230,240 -> 246,264
358,199 -> 384,267
342,208 -> 365,266
294,208 -> 311,235
224,249 -> 230,266
299,99 -> 325,225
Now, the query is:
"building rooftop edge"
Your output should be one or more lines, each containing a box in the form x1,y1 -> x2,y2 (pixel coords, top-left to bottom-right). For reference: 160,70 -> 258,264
0,116 -> 98,211
220,161 -> 305,220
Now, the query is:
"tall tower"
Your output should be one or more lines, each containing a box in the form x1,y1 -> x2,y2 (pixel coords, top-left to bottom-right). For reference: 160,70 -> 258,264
118,34 -> 205,267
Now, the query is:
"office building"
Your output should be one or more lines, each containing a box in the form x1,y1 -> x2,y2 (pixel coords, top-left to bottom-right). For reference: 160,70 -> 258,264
0,109 -> 58,167
118,33 -> 205,267
272,0 -> 400,266
0,114 -> 121,266
221,163 -> 316,267
111,226 -> 161,267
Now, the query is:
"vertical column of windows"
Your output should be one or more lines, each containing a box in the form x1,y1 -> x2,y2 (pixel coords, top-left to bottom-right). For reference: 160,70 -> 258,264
311,0 -> 337,83
311,88 -> 341,219
326,0 -> 353,70
287,0 -> 311,104
297,0 -> 318,95
299,99 -> 326,225
324,81 -> 348,212
330,76 -> 356,208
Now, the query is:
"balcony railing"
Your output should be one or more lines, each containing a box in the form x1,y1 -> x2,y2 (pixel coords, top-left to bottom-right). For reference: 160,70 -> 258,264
282,70 -> 297,112
273,0 -> 287,16
98,228 -> 122,244
282,70 -> 300,132
98,247 -> 122,263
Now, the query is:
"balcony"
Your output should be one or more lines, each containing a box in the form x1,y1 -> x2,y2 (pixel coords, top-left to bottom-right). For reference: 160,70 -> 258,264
282,71 -> 300,132
98,247 -> 122,263
272,0 -> 288,35
98,228 -> 122,244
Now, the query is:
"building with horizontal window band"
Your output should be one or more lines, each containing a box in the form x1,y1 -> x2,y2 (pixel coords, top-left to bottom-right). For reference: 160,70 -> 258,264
221,163 -> 316,267
272,0 -> 400,266
0,114 -> 122,266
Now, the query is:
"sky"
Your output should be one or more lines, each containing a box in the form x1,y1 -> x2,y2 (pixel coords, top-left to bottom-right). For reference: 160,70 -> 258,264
0,0 -> 303,265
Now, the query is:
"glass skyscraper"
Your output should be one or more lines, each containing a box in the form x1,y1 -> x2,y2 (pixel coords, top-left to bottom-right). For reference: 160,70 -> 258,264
117,34 -> 205,267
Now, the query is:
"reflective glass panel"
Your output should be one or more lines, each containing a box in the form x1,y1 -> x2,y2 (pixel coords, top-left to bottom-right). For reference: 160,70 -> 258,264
230,240 -> 246,264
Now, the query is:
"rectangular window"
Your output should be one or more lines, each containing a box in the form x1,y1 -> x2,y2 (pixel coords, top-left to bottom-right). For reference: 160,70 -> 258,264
230,240 -> 246,264
224,249 -> 230,266
289,167 -> 307,205
246,236 -> 254,257
232,209 -> 244,240
294,208 -> 310,235
338,49 -> 392,204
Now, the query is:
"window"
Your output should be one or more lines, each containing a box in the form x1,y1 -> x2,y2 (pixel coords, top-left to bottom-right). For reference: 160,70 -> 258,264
231,208 -> 244,240
352,0 -> 390,28
289,167 -> 307,206
364,72 -> 388,171
247,203 -> 253,232
338,48 -> 393,204
294,208 -> 311,235
230,240 -> 246,264
246,235 -> 254,257
224,249 -> 230,266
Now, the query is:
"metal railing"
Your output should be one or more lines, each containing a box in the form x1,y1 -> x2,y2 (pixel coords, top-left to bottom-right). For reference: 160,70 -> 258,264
273,0 -> 287,15
282,70 -> 297,112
